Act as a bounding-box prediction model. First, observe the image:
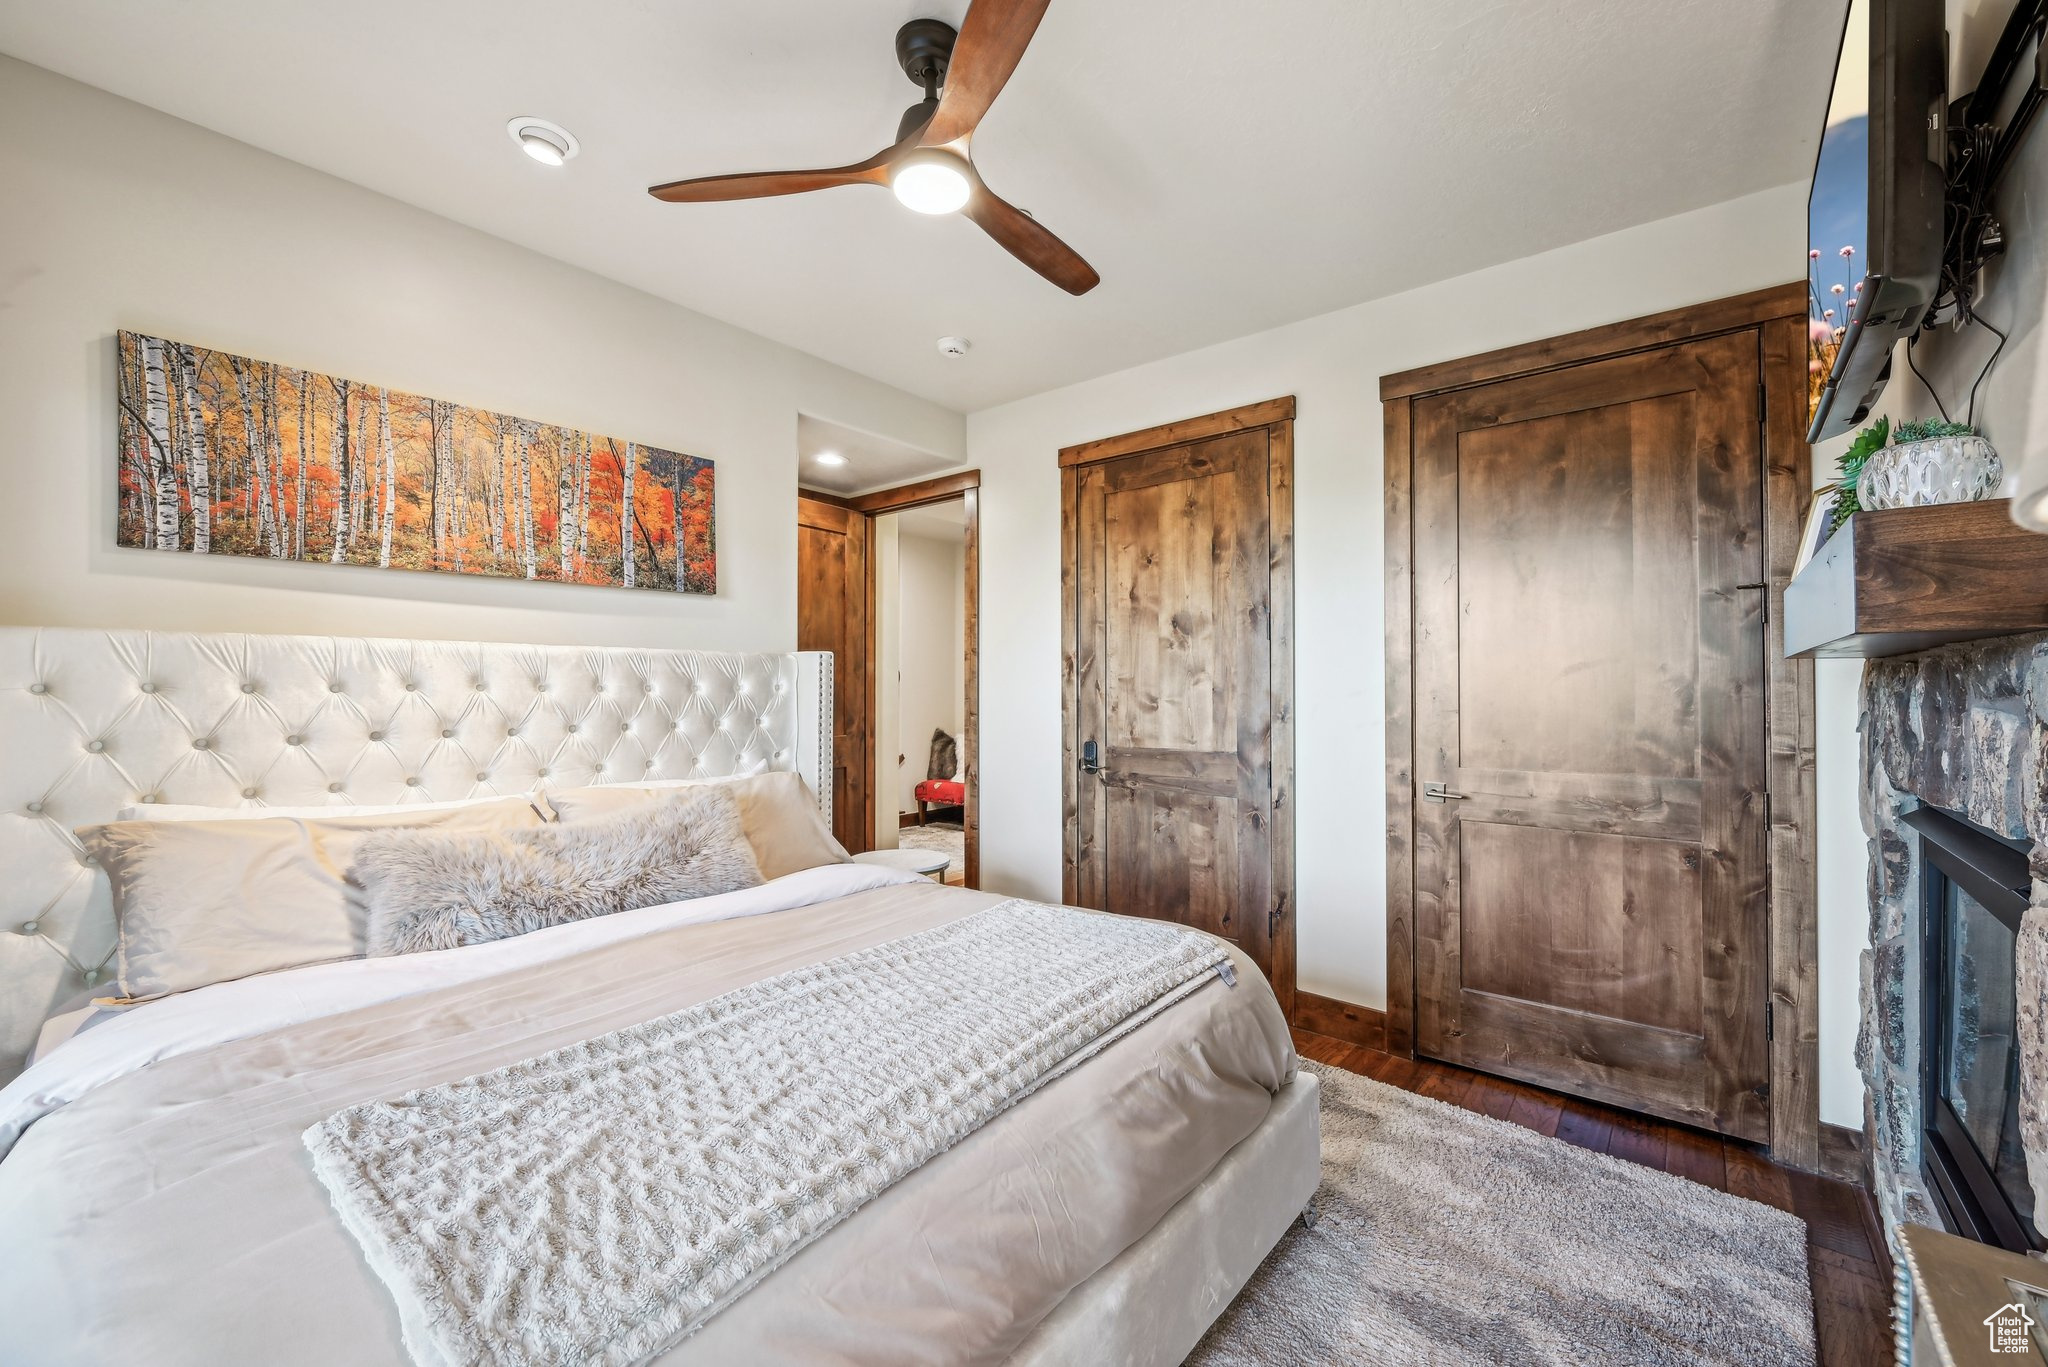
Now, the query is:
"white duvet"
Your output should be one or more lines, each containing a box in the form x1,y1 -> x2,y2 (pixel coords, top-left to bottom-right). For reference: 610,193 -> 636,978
0,862 -> 924,1160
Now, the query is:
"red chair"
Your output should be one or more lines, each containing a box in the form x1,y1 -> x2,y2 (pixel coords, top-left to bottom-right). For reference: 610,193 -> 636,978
913,778 -> 965,824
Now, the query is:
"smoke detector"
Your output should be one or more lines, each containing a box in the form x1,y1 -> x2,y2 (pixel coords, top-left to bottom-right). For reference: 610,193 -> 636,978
936,336 -> 971,358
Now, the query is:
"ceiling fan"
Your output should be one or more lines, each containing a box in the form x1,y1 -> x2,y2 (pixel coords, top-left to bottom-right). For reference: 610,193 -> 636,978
648,0 -> 1099,295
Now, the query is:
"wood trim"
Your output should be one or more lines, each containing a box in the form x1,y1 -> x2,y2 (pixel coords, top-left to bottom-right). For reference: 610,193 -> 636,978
814,470 -> 982,885
961,485 -> 981,890
1059,464 -> 1082,904
796,496 -> 857,533
899,805 -> 964,828
1057,397 -> 1297,469
1267,417 -> 1297,1022
1383,397 -> 1417,1058
1291,991 -> 1387,1052
849,469 -> 981,513
1761,313 -> 1823,1171
862,501 -> 877,854
1380,290 -> 1821,1167
1378,283 -> 1808,401
1819,1121 -> 1870,1188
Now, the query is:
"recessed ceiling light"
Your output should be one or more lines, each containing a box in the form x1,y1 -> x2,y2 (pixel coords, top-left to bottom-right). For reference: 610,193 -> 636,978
507,116 -> 579,167
814,451 -> 848,467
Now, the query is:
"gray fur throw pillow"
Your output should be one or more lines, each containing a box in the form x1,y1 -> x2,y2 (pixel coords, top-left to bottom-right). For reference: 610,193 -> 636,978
351,789 -> 764,957
927,728 -> 959,782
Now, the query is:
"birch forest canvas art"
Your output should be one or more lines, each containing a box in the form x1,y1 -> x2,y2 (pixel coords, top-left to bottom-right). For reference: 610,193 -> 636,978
116,331 -> 717,594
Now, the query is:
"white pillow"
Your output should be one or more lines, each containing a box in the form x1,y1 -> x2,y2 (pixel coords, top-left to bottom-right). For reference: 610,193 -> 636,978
78,797 -> 553,1000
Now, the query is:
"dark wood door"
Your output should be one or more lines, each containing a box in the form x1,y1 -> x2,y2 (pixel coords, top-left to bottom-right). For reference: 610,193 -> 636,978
1069,427 -> 1287,996
1411,331 -> 1770,1140
797,495 -> 870,853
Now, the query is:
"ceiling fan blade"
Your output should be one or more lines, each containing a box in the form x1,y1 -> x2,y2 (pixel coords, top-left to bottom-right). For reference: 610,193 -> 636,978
648,134 -> 913,203
921,0 -> 1052,146
963,182 -> 1099,295
648,161 -> 884,204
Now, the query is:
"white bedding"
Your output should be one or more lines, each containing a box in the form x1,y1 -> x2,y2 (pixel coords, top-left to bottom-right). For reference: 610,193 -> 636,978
0,862 -> 923,1160
0,879 -> 1297,1365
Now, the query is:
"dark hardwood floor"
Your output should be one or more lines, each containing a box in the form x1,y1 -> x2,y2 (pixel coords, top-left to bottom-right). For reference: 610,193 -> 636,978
1293,1028 -> 1894,1367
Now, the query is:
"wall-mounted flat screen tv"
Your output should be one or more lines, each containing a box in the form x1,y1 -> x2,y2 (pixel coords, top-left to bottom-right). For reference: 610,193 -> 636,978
1807,0 -> 1947,442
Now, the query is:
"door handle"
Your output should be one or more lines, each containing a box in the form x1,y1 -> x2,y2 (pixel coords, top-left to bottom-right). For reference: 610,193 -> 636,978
1080,739 -> 1101,775
1423,781 -> 1468,803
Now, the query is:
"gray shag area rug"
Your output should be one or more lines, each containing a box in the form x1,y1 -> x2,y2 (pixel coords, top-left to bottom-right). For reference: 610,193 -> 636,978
1187,1062 -> 1816,1367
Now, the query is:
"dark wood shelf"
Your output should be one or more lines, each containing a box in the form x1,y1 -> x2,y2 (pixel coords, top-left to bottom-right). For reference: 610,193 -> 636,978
1784,499 -> 2048,658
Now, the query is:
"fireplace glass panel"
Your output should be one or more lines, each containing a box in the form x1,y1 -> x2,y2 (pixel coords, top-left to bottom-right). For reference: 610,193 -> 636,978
1940,879 -> 2037,1239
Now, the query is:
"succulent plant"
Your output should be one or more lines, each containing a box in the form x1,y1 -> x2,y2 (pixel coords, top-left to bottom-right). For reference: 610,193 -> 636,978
1831,416 -> 1890,531
1891,418 -> 1978,443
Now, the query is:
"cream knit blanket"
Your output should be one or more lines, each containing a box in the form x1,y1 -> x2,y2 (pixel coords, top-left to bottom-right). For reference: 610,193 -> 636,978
304,900 -> 1232,1367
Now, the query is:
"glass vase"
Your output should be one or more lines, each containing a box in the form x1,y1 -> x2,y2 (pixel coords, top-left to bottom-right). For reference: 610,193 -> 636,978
1857,435 -> 2003,511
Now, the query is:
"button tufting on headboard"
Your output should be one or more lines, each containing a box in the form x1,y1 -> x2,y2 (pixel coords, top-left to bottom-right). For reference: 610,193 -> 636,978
0,627 -> 833,1087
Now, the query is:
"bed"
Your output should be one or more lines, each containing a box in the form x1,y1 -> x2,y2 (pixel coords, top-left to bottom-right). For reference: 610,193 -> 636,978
0,627 -> 1316,1366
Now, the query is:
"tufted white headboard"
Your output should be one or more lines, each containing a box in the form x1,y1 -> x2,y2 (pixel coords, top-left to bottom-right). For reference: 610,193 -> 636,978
0,626 -> 833,1084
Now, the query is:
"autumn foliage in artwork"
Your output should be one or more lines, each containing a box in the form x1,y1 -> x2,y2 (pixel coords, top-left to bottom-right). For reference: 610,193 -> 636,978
116,332 -> 716,594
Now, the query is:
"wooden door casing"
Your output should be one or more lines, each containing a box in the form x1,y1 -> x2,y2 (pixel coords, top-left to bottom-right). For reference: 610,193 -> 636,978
1062,400 -> 1295,1013
1409,331 -> 1771,1140
847,473 -> 983,890
797,495 -> 871,853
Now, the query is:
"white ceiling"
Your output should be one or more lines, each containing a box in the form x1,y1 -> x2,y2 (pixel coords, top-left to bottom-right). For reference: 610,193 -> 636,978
0,0 -> 1841,412
797,414 -> 959,495
890,501 -> 969,541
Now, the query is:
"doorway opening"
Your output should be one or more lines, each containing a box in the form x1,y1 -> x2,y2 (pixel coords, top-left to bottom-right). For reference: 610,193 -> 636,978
795,417 -> 979,888
873,498 -> 970,885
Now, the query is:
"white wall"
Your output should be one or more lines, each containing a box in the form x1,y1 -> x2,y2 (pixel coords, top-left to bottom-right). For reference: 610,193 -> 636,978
0,56 -> 963,650
872,516 -> 902,851
893,527 -> 967,813
968,180 -> 1871,1126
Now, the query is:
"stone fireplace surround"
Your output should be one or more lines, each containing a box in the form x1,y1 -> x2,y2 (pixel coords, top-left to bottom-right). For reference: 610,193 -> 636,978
1860,630 -> 2048,1243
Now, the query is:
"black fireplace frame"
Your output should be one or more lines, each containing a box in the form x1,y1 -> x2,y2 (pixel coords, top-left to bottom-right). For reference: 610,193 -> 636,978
1908,804 -> 2038,1253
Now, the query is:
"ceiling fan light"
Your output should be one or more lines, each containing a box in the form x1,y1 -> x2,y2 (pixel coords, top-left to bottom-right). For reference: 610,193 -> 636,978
891,152 -> 971,215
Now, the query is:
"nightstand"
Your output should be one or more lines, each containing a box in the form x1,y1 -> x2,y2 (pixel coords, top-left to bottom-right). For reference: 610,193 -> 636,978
851,847 -> 950,881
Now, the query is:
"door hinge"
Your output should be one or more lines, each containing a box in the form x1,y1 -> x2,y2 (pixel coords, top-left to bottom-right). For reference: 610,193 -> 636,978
1766,1000 -> 1775,1041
